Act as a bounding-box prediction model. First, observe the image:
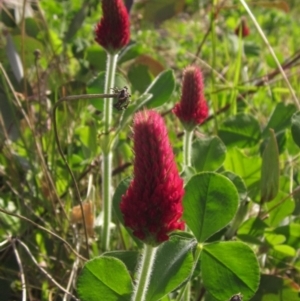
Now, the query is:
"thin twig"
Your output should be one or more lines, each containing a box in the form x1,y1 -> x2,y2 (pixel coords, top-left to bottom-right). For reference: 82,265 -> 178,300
0,207 -> 87,261
17,239 -> 79,301
0,238 -> 9,248
53,92 -> 119,258
63,225 -> 81,301
11,239 -> 27,301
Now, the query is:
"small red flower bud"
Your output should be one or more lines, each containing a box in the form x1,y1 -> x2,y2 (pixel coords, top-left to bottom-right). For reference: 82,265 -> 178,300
120,110 -> 185,245
173,66 -> 208,131
234,17 -> 250,38
95,0 -> 130,54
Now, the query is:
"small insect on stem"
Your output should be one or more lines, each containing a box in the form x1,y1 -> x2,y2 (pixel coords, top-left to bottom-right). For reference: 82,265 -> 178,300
111,86 -> 131,111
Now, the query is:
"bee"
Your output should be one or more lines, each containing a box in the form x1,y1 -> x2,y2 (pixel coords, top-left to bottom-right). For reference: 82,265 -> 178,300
111,86 -> 131,110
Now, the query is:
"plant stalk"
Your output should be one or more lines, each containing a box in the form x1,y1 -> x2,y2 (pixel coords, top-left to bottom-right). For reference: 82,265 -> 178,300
131,244 -> 157,301
101,53 -> 118,251
182,129 -> 193,301
183,129 -> 193,167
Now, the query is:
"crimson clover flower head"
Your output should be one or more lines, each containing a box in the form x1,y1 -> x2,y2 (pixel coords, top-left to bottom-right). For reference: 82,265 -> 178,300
120,110 -> 185,246
95,0 -> 130,54
234,17 -> 250,38
173,65 -> 208,131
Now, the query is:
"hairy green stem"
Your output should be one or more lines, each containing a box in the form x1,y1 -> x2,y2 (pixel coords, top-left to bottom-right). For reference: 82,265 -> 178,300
182,129 -> 193,301
182,129 -> 194,300
101,53 -> 118,251
183,130 -> 193,167
132,244 -> 157,301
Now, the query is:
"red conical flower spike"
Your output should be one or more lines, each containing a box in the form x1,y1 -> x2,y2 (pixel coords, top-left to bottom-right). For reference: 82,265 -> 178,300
95,0 -> 130,54
234,17 -> 250,38
120,110 -> 185,245
173,66 -> 208,131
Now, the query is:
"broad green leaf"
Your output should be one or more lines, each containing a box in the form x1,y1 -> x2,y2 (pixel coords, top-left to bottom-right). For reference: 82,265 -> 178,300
265,190 -> 295,227
285,129 -> 300,156
118,43 -> 144,64
218,113 -> 261,148
144,69 -> 176,108
68,154 -> 84,170
237,217 -> 268,245
262,103 -> 296,138
265,233 -> 286,246
201,241 -> 260,301
224,148 -> 261,200
87,72 -> 129,111
260,129 -> 279,203
273,223 -> 300,249
25,17 -> 42,39
269,244 -> 296,264
204,292 -> 219,301
76,125 -> 98,158
146,236 -> 196,301
128,63 -> 153,93
183,172 -> 239,242
77,256 -> 133,301
112,178 -> 131,226
244,42 -> 261,57
251,274 -> 299,301
86,45 -> 107,71
205,292 -> 244,301
11,35 -> 45,69
273,244 -> 296,257
291,111 -> 300,148
103,251 -> 139,273
1,5 -> 17,27
222,171 -> 247,201
112,178 -> 142,247
48,29 -> 63,54
191,137 -> 226,172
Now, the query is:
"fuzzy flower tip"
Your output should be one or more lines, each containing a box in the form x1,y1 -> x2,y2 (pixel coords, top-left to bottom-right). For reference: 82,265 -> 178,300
95,0 -> 130,54
234,17 -> 250,38
173,66 -> 208,131
120,110 -> 185,245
